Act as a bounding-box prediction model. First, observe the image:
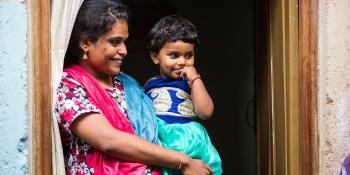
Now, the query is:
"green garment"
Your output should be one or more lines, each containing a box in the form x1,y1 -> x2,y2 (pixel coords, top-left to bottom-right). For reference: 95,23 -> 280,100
157,119 -> 223,175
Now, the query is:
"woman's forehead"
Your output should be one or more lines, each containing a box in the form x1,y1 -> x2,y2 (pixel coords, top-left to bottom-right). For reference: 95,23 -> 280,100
101,20 -> 129,40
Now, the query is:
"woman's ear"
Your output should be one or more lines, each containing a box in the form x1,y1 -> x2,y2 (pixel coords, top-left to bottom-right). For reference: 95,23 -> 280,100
79,38 -> 90,52
150,52 -> 159,64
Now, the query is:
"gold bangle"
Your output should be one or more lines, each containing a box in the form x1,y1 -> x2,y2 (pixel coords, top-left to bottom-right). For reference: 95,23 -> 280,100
178,153 -> 184,170
190,74 -> 201,85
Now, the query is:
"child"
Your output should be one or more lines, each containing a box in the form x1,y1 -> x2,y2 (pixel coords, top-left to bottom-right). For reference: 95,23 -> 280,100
144,15 -> 223,175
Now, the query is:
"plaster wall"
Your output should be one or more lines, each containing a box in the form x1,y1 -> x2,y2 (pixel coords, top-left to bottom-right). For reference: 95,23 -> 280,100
318,0 -> 350,174
0,1 -> 29,174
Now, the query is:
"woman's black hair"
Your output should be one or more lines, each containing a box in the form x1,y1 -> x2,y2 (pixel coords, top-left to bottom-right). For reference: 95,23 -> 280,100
148,15 -> 200,53
64,0 -> 129,68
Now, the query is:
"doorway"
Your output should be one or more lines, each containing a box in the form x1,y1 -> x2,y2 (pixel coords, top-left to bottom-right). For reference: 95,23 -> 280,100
122,1 -> 256,174
30,0 -> 318,174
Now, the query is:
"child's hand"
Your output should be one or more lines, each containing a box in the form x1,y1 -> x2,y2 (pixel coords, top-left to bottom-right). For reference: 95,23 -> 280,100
180,66 -> 199,81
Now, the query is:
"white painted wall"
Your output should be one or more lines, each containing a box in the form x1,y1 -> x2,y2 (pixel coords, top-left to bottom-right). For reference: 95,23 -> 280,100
318,0 -> 350,174
0,1 -> 29,174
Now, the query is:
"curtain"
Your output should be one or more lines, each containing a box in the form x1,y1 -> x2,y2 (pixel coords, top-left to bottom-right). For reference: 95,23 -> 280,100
51,1 -> 84,174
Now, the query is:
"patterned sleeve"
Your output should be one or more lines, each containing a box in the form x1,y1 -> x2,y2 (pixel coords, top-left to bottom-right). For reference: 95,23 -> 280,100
54,73 -> 101,134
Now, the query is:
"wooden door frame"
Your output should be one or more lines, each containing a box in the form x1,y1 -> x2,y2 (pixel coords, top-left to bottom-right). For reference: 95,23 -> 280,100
299,0 -> 318,174
255,0 -> 318,174
30,0 -> 51,174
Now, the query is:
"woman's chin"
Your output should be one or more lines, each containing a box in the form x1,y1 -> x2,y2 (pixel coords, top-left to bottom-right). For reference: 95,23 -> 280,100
108,68 -> 121,75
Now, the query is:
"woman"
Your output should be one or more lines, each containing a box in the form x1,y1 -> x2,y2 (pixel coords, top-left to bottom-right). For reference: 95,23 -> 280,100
54,0 -> 213,175
340,154 -> 350,175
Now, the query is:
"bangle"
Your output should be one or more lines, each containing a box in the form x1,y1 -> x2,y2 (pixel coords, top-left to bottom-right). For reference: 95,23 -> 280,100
189,74 -> 201,85
178,153 -> 184,170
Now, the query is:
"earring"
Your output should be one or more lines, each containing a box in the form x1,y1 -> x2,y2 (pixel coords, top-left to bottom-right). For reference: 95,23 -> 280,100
82,51 -> 88,60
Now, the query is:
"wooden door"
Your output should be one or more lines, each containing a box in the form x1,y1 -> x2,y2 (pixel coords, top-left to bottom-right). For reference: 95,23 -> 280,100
255,0 -> 300,174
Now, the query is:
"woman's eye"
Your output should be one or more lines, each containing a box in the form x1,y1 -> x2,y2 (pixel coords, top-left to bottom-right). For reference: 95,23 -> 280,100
110,40 -> 121,46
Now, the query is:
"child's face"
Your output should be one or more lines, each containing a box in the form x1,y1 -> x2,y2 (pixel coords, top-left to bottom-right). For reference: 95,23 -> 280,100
151,40 -> 195,79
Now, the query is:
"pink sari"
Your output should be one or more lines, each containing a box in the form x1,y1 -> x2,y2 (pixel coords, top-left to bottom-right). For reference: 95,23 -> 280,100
64,65 -> 161,175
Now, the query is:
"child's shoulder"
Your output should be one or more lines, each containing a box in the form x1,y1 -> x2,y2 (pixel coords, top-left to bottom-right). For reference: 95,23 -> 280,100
144,76 -> 160,86
144,76 -> 180,87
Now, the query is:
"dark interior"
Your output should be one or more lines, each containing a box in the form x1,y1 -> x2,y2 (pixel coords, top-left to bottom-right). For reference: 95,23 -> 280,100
122,1 -> 256,174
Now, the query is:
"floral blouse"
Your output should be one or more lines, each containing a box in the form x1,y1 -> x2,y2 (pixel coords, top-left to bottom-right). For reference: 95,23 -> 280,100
54,72 -> 128,175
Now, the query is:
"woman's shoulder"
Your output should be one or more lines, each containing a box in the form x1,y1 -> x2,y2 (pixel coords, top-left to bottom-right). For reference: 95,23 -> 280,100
57,72 -> 85,92
60,72 -> 83,86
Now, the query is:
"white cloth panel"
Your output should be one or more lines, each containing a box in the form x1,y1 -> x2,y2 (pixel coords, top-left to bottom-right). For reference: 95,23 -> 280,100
51,1 -> 84,175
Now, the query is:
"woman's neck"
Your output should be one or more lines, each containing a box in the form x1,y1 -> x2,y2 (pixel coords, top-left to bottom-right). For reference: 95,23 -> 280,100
95,75 -> 113,88
80,63 -> 114,88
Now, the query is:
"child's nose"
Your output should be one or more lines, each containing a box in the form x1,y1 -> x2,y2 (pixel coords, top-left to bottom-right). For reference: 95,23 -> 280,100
177,57 -> 186,65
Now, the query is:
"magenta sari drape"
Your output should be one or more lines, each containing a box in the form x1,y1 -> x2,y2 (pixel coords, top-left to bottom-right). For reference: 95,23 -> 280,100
64,65 -> 160,175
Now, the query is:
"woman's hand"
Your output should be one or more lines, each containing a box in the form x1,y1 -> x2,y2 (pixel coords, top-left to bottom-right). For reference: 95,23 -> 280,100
181,156 -> 213,175
72,113 -> 213,172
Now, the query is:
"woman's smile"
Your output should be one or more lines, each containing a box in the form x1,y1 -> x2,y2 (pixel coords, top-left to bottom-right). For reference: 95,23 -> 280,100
109,57 -> 123,66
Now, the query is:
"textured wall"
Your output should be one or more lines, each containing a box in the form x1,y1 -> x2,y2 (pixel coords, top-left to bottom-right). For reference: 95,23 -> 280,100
318,0 -> 350,174
0,2 -> 28,174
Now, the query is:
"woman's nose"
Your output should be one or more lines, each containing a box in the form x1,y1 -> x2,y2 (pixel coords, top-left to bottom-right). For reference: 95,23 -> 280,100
118,43 -> 127,57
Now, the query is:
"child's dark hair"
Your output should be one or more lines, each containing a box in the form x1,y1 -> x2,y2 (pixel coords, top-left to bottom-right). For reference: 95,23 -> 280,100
148,15 -> 200,53
64,0 -> 129,68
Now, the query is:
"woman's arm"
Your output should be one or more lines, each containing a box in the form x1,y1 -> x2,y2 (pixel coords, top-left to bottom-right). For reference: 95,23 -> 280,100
72,113 -> 213,175
181,66 -> 214,119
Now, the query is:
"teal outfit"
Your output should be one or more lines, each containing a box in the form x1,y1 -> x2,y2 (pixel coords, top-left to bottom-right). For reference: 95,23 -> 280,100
144,77 -> 222,175
117,73 -> 159,144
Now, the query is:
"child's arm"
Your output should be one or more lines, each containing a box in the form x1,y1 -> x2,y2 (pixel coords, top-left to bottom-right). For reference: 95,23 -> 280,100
180,66 -> 214,120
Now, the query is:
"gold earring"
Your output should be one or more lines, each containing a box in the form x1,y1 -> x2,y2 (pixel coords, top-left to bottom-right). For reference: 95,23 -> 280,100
83,51 -> 88,60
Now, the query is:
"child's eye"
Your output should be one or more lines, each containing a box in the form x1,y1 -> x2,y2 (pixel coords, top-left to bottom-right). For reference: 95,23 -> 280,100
168,54 -> 178,59
185,53 -> 194,59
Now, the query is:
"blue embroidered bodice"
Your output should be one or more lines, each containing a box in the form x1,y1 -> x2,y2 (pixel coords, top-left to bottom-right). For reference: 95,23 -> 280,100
144,77 -> 197,123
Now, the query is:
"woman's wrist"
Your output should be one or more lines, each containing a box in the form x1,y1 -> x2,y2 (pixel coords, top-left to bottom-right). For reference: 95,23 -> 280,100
177,153 -> 184,169
179,153 -> 190,170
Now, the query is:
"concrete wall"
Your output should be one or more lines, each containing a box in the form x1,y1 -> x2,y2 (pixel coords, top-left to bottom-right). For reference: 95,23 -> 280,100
318,0 -> 350,174
0,1 -> 29,174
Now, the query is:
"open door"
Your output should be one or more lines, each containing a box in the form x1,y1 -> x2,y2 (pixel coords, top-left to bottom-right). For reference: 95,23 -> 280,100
255,0 -> 300,174
255,0 -> 318,174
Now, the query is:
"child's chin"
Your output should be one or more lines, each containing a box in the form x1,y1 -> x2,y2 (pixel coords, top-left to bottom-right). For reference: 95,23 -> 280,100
165,73 -> 182,80
167,74 -> 181,79
170,75 -> 182,80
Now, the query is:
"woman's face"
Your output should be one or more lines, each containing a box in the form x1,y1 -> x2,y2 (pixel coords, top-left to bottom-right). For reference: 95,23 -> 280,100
82,19 -> 129,78
151,40 -> 195,79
